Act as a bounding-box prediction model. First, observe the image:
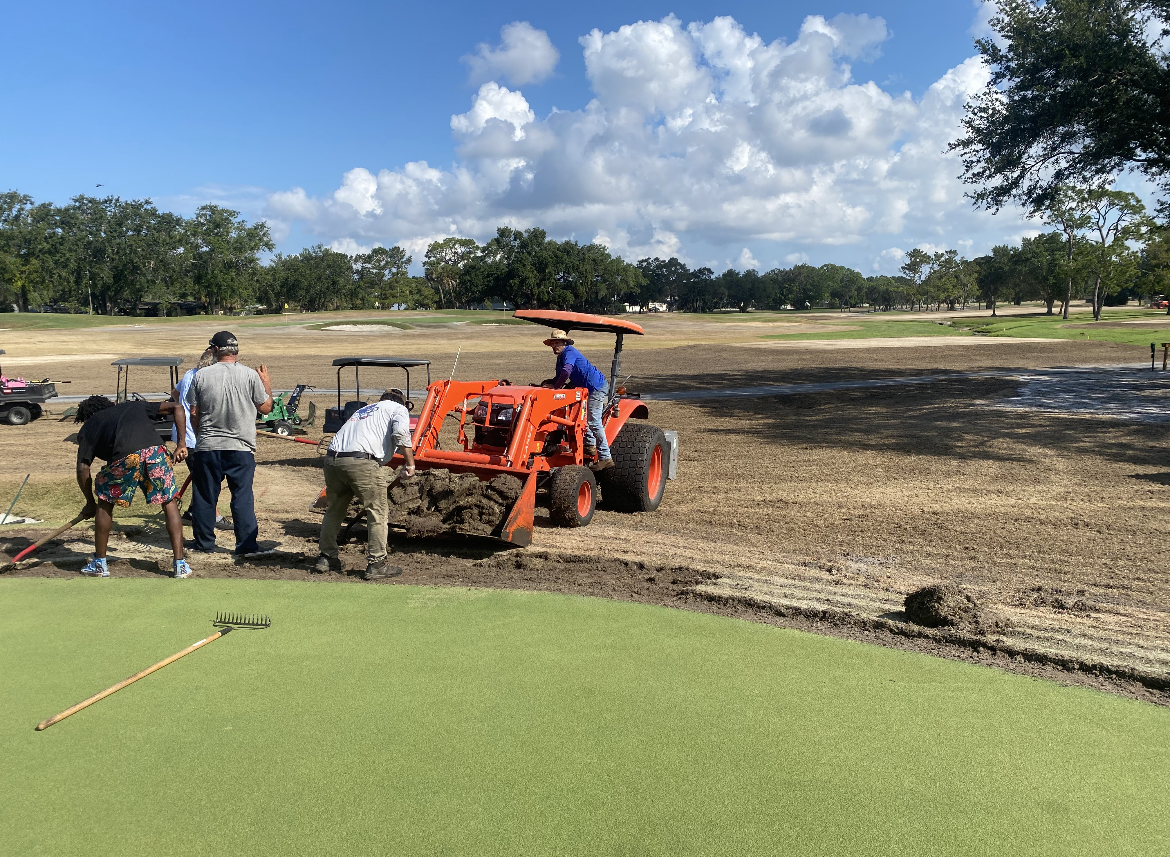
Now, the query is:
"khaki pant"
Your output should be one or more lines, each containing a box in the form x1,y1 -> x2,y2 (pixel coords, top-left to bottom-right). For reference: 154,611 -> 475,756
319,457 -> 392,562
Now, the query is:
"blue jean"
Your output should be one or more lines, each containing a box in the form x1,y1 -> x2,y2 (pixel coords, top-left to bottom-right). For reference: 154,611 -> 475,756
587,388 -> 611,461
189,449 -> 259,554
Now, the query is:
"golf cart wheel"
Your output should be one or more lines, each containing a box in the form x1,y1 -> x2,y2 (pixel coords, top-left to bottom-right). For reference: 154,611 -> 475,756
598,423 -> 667,512
5,406 -> 32,426
29,404 -> 42,421
548,465 -> 597,527
274,420 -> 291,436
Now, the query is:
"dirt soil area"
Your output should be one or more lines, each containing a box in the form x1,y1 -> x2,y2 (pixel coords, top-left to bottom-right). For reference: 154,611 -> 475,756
2,312 -> 1168,706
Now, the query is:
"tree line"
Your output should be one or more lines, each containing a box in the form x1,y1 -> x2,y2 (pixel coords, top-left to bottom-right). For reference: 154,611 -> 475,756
3,188 -> 1168,317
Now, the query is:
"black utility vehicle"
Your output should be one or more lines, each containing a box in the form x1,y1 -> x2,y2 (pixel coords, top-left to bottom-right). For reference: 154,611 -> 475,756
0,350 -> 58,426
322,357 -> 430,433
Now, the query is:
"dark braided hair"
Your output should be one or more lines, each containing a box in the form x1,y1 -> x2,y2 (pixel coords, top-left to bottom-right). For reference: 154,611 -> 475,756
75,395 -> 116,423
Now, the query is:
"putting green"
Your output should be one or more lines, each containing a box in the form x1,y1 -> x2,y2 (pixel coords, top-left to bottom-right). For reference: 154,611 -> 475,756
2,579 -> 1165,856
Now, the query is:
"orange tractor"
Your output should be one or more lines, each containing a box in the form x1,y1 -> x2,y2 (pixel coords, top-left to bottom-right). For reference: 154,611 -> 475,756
382,309 -> 675,546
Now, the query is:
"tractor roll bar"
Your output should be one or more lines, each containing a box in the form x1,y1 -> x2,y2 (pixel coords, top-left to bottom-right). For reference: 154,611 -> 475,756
110,357 -> 184,403
330,357 -> 432,410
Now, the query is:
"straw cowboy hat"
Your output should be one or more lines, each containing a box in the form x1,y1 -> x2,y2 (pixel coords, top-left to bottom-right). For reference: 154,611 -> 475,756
543,329 -> 574,346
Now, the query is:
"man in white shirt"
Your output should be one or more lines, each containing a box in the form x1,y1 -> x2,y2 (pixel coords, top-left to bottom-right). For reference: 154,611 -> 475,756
316,388 -> 416,580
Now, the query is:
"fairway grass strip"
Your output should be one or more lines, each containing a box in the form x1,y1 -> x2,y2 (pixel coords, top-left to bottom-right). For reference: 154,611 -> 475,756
1,579 -> 1166,856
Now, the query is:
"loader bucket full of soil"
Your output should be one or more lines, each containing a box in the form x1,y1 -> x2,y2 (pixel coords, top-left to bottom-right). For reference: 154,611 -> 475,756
388,468 -> 527,540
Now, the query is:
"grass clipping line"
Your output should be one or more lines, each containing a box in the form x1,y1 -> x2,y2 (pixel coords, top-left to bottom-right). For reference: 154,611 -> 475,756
388,469 -> 523,538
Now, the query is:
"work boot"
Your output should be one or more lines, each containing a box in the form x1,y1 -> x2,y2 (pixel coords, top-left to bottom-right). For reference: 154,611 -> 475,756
313,555 -> 344,574
363,558 -> 403,580
589,457 -> 615,472
583,443 -> 597,459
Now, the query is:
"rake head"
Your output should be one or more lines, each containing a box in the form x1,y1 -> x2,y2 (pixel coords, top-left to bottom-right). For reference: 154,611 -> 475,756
213,612 -> 271,629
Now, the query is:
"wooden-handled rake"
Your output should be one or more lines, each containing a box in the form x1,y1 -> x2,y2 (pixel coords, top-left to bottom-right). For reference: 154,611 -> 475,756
35,613 -> 271,731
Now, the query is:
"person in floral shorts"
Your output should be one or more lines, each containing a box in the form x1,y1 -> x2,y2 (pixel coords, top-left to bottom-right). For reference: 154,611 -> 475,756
74,395 -> 192,578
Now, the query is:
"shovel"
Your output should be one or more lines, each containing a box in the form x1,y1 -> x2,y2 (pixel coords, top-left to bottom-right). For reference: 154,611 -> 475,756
0,512 -> 88,573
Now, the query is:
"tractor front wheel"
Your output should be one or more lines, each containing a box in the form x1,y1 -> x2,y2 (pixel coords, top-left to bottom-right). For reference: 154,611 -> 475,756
598,423 -> 667,512
548,465 -> 597,527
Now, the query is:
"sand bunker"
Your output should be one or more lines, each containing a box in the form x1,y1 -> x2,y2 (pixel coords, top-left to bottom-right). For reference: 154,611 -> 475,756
321,324 -> 403,332
388,469 -> 523,537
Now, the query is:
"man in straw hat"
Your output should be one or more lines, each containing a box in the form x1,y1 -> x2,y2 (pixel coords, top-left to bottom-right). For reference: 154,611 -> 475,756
542,330 -> 613,471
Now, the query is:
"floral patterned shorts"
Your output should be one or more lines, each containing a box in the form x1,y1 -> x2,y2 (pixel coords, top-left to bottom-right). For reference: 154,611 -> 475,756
95,446 -> 177,508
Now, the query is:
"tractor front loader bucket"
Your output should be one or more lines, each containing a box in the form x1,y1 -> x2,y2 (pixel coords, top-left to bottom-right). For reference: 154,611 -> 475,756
495,471 -> 537,547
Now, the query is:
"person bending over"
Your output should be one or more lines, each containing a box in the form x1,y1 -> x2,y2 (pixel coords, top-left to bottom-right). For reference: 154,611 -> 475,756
316,388 -> 415,580
542,329 -> 613,472
74,395 -> 191,578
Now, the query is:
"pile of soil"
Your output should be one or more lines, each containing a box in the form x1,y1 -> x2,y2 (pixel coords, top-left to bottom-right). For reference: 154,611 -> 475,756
388,469 -> 523,537
904,583 -> 1007,633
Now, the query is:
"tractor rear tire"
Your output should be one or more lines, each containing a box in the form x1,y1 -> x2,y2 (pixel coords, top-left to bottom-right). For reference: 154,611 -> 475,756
548,465 -> 597,527
5,406 -> 32,426
598,423 -> 667,512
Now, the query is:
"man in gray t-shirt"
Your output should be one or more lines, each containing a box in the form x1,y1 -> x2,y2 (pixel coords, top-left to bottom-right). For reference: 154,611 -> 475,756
184,330 -> 274,555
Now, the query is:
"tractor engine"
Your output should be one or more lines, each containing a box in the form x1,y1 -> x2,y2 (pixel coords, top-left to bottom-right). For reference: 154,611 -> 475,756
470,388 -> 524,450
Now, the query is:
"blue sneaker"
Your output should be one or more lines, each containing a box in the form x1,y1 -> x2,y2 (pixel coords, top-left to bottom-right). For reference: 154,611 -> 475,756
79,557 -> 109,577
173,559 -> 193,579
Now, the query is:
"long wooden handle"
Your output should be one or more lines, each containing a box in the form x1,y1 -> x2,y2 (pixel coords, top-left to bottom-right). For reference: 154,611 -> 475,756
257,432 -> 319,445
11,513 -> 87,564
175,474 -> 193,501
36,627 -> 232,731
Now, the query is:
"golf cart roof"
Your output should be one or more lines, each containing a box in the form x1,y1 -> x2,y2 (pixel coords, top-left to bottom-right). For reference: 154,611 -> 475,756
111,357 -> 184,367
331,357 -> 432,368
513,310 -> 645,336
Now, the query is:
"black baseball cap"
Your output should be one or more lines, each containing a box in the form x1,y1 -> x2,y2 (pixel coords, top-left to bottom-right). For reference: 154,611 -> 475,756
210,331 -> 238,348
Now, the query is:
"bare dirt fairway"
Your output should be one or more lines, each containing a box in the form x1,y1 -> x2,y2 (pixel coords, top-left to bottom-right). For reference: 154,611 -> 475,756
2,311 -> 1167,704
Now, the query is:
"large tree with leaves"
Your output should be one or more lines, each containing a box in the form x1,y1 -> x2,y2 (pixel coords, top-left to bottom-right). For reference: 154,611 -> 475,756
186,205 -> 272,313
952,0 -> 1170,213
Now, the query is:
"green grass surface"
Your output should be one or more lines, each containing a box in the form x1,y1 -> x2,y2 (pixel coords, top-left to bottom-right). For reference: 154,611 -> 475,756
754,308 -> 1170,346
2,578 -> 1166,856
761,320 -> 973,340
0,313 -> 202,330
0,309 -> 524,331
972,310 -> 1170,346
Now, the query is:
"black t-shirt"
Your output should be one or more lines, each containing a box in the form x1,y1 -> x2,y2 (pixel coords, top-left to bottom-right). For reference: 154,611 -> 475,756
77,401 -> 164,464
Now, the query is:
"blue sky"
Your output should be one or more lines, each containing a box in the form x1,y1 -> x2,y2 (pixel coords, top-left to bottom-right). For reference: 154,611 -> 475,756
1,1 -> 1067,274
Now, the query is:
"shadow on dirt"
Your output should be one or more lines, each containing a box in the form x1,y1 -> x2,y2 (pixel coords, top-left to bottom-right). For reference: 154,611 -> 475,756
682,377 -> 1170,466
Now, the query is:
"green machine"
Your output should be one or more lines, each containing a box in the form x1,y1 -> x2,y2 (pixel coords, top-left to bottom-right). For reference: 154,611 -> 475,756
258,384 -> 315,435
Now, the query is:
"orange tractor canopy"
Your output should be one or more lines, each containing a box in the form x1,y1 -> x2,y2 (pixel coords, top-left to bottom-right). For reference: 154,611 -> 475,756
392,309 -> 675,546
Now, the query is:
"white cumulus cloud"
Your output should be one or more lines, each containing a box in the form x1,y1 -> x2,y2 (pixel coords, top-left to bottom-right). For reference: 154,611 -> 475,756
463,21 -> 559,85
737,248 -> 760,270
450,82 -> 535,141
265,11 -> 1041,270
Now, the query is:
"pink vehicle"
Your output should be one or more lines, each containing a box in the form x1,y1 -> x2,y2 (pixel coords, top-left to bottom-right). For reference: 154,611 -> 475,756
0,350 -> 57,426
